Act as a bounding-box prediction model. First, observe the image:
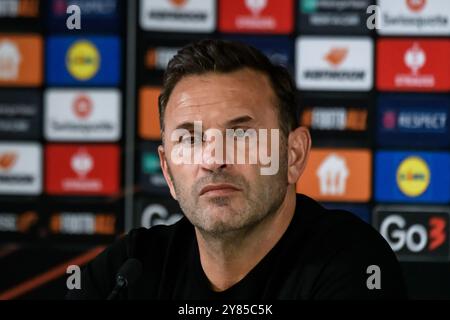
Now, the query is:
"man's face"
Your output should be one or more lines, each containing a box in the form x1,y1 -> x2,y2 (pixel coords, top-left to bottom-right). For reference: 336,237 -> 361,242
159,68 -> 289,236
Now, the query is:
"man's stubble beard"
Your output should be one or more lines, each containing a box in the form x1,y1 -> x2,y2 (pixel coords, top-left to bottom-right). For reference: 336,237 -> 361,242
166,140 -> 289,239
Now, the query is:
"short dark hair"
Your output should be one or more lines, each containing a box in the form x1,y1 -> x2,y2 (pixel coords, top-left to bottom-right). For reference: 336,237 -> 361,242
158,39 -> 298,138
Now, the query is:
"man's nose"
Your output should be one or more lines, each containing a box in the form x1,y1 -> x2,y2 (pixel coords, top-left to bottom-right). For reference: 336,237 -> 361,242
200,140 -> 228,172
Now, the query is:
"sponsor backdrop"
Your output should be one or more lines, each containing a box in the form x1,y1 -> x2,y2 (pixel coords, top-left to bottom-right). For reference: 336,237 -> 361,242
0,0 -> 449,299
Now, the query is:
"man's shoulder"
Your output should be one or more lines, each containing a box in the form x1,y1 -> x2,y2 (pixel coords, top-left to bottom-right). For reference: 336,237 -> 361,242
293,194 -> 406,299
86,217 -> 192,271
124,216 -> 192,259
295,194 -> 393,255
66,217 -> 192,299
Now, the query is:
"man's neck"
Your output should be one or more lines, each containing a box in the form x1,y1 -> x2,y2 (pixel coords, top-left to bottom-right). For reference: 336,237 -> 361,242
195,189 -> 297,292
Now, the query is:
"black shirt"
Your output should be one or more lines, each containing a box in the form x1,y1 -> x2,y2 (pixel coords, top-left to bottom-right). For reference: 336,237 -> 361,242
67,194 -> 407,300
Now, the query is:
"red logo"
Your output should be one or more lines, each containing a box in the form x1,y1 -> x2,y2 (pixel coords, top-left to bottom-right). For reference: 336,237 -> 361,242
382,111 -> 397,129
53,0 -> 67,15
0,153 -> 17,171
219,0 -> 293,34
407,0 -> 426,12
379,213 -> 448,256
45,145 -> 120,196
429,216 -> 446,251
377,39 -> 450,92
73,95 -> 92,119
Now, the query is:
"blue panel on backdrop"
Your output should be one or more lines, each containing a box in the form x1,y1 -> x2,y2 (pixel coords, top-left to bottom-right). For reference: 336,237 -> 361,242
46,36 -> 121,86
225,36 -> 294,74
322,203 -> 370,223
377,94 -> 450,148
375,151 -> 450,203
47,0 -> 122,32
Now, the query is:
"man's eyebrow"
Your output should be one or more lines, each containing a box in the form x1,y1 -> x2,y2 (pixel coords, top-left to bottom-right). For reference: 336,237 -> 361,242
174,121 -> 195,132
173,116 -> 255,131
225,115 -> 255,127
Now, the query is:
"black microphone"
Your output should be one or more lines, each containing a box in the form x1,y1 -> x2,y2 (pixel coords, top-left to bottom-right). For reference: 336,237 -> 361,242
107,258 -> 143,300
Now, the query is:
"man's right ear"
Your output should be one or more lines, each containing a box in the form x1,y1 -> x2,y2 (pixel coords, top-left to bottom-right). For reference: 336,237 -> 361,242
158,145 -> 177,200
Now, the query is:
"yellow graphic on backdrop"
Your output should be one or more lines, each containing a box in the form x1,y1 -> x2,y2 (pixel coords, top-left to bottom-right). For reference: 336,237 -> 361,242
396,156 -> 430,197
66,40 -> 100,81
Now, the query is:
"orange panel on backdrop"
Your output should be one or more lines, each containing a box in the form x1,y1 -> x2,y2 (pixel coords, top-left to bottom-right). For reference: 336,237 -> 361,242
139,87 -> 162,140
297,148 -> 372,202
0,34 -> 43,87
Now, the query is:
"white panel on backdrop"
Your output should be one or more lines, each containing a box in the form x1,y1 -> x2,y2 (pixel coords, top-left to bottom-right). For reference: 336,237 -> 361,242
140,0 -> 216,32
377,0 -> 450,35
44,89 -> 121,141
0,143 -> 42,195
296,36 -> 373,91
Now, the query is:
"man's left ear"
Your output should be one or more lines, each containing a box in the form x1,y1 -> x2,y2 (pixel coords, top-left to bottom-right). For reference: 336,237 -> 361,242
287,127 -> 311,184
158,144 -> 178,200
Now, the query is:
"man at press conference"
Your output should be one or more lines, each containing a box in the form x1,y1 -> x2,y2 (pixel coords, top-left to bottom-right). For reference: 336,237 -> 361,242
67,39 -> 407,300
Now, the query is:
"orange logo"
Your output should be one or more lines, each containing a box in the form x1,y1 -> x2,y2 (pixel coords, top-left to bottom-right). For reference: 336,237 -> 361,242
0,34 -> 42,86
50,214 -> 60,233
50,213 -> 116,235
407,0 -> 426,12
18,0 -> 40,17
95,214 -> 116,235
17,211 -> 38,233
0,0 -> 39,17
145,48 -> 156,69
73,95 -> 93,119
0,153 -> 17,171
324,47 -> 348,67
139,87 -> 162,140
170,0 -> 187,7
297,149 -> 371,202
301,108 -> 368,131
